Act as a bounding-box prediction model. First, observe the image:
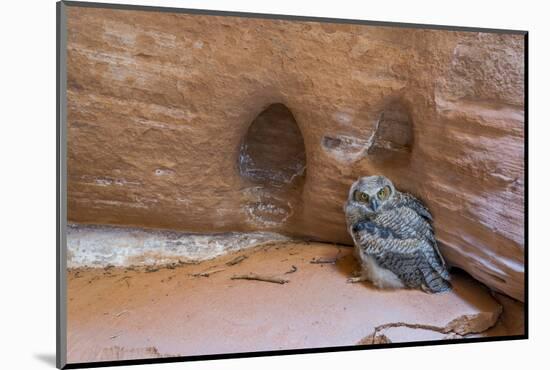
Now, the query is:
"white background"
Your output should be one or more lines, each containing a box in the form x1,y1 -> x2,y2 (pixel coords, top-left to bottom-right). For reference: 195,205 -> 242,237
0,0 -> 545,368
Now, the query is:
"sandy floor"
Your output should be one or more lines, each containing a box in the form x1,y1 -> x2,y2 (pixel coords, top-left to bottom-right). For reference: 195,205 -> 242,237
66,241 -> 521,364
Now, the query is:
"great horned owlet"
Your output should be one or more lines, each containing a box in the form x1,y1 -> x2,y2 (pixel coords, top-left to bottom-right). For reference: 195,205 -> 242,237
344,175 -> 451,293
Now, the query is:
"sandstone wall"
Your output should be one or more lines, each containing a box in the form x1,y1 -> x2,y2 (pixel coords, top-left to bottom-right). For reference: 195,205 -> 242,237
65,7 -> 525,300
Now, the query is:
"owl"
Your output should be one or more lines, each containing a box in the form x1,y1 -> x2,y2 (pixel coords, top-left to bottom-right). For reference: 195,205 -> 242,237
344,175 -> 451,293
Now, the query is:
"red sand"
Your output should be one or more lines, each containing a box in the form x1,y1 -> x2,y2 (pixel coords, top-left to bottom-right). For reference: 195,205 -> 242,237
67,242 -> 518,364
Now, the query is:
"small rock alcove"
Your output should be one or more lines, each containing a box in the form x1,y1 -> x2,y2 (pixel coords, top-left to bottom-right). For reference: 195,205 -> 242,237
367,100 -> 414,166
239,103 -> 307,229
319,100 -> 413,166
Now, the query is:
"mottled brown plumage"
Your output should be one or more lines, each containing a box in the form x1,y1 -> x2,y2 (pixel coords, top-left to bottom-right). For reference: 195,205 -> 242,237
344,175 -> 451,293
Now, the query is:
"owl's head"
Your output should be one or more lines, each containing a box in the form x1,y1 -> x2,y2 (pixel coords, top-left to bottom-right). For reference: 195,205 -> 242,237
345,175 -> 396,220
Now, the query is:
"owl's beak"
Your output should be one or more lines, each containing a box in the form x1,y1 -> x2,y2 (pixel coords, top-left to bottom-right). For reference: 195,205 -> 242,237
370,198 -> 380,211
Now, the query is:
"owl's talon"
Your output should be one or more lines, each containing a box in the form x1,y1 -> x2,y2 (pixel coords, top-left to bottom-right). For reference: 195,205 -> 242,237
420,284 -> 434,294
347,276 -> 365,283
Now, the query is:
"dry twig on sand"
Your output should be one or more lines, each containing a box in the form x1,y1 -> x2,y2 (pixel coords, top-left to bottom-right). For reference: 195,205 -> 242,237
191,267 -> 227,278
310,257 -> 338,264
231,274 -> 289,284
284,265 -> 298,274
116,276 -> 131,288
114,310 -> 129,317
226,255 -> 248,266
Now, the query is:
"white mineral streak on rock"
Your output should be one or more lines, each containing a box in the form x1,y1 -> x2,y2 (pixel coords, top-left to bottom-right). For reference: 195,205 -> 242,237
321,134 -> 372,163
102,20 -> 137,47
67,224 -> 290,268
332,110 -> 354,125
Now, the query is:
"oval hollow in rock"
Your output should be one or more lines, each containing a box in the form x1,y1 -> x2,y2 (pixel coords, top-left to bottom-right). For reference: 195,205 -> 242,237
239,103 -> 306,185
239,104 -> 306,229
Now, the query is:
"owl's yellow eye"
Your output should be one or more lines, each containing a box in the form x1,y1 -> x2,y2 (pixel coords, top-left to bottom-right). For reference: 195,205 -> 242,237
354,190 -> 369,202
378,186 -> 391,200
359,192 -> 369,202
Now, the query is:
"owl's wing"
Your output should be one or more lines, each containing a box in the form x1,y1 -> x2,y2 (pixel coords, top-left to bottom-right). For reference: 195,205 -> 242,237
353,222 -> 451,290
388,196 -> 448,270
377,247 -> 451,292
374,207 -> 436,247
396,192 -> 433,221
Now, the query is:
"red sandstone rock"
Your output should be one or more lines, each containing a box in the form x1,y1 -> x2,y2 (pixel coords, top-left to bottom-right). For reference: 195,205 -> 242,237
65,8 -> 525,300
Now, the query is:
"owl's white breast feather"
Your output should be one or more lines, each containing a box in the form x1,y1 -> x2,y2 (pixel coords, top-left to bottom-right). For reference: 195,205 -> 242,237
355,245 -> 404,289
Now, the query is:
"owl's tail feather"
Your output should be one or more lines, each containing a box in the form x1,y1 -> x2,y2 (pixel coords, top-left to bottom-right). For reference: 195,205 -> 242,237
423,268 -> 452,293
